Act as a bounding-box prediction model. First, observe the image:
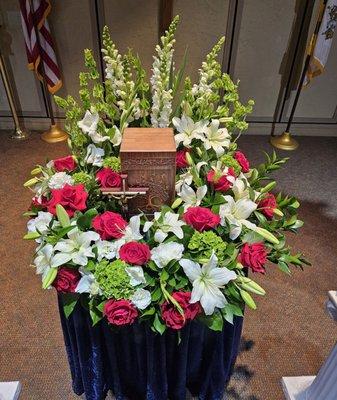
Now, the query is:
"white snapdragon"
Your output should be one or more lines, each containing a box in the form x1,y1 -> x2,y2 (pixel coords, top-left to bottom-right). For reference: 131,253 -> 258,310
201,120 -> 230,156
131,288 -> 151,310
180,253 -> 237,315
143,211 -> 185,243
75,267 -> 102,295
172,114 -> 207,147
178,183 -> 207,210
151,242 -> 184,269
219,195 -> 257,240
78,110 -> 99,134
54,229 -> 100,266
125,266 -> 146,286
84,144 -> 105,167
48,172 -> 74,189
33,244 -> 70,279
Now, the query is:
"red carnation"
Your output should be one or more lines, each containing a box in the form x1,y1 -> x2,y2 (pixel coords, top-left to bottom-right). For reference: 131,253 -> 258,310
52,267 -> 81,293
176,149 -> 190,168
47,184 -> 88,217
234,151 -> 250,173
161,292 -> 201,330
119,241 -> 151,265
96,168 -> 122,188
183,206 -> 220,232
103,299 -> 138,326
258,193 -> 277,219
238,242 -> 268,274
92,211 -> 127,240
53,156 -> 77,172
207,168 -> 236,192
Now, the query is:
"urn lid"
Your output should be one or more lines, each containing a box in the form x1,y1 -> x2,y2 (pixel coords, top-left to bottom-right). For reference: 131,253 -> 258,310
120,127 -> 176,153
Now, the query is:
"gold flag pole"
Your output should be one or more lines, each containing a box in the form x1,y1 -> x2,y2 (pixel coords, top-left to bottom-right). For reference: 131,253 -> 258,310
0,49 -> 29,140
270,0 -> 327,151
28,0 -> 68,143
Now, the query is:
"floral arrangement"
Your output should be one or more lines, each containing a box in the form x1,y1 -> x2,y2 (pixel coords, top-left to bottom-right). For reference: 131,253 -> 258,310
24,17 -> 308,333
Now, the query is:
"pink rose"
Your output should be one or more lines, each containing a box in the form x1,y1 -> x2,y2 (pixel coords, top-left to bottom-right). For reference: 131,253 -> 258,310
119,241 -> 151,265
183,206 -> 220,232
258,193 -> 277,219
234,151 -> 250,173
207,168 -> 236,192
53,156 -> 77,172
92,211 -> 127,240
103,299 -> 138,326
161,292 -> 201,330
52,267 -> 81,292
176,149 -> 189,168
238,242 -> 268,274
47,184 -> 88,217
96,168 -> 122,188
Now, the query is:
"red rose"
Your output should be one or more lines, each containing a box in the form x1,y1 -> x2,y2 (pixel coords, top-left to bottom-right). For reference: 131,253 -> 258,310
207,168 -> 236,192
238,242 -> 268,274
31,196 -> 48,210
234,151 -> 250,173
176,149 -> 189,168
183,206 -> 220,232
96,168 -> 122,188
258,193 -> 277,219
53,156 -> 77,172
161,291 -> 201,330
92,211 -> 127,240
119,241 -> 151,265
103,299 -> 138,326
47,184 -> 88,217
52,267 -> 81,293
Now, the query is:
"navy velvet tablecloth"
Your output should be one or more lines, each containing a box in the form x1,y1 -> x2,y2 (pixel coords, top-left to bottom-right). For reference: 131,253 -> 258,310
58,295 -> 243,400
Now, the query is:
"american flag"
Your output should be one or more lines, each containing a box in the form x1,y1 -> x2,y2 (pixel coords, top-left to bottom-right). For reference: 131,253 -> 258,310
19,0 -> 62,94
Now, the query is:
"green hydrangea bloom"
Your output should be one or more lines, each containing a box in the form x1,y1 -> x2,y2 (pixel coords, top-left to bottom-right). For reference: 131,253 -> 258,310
94,260 -> 133,299
72,171 -> 95,190
188,231 -> 227,264
103,156 -> 121,171
220,154 -> 241,175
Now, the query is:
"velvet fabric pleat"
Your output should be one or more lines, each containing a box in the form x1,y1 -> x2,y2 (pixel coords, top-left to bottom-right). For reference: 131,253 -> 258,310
58,295 -> 243,400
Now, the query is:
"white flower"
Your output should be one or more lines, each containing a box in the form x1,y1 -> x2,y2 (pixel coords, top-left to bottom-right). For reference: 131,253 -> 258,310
77,110 -> 99,134
75,267 -> 102,295
172,114 -> 207,147
201,120 -> 230,156
219,195 -> 257,240
179,184 -> 207,210
96,240 -> 118,261
125,266 -> 146,286
143,211 -> 185,242
131,288 -> 151,310
175,162 -> 207,193
54,229 -> 100,266
231,174 -> 260,201
33,244 -> 70,278
27,211 -> 54,242
109,126 -> 122,146
180,253 -> 237,315
120,215 -> 143,243
88,130 -> 110,144
151,242 -> 184,269
48,172 -> 74,189
84,144 -> 105,167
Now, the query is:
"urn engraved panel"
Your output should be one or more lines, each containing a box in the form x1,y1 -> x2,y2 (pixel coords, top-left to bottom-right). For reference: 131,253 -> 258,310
120,127 -> 176,215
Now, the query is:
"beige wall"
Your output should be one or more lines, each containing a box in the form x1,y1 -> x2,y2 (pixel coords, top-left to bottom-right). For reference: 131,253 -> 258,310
0,0 -> 336,133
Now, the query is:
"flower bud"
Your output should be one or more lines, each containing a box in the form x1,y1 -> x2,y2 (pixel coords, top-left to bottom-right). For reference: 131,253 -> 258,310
42,268 -> 58,289
185,152 -> 194,166
171,198 -> 182,209
24,177 -> 39,188
240,289 -> 257,310
56,204 -> 71,227
254,227 -> 279,244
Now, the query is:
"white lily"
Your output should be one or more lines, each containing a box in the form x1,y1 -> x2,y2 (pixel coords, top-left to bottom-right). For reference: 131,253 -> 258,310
179,183 -> 207,210
33,244 -> 71,279
48,172 -> 74,189
172,114 -> 207,147
54,229 -> 100,266
180,253 -> 237,315
27,211 -> 55,242
77,110 -> 99,134
120,215 -> 143,242
131,288 -> 151,310
219,195 -> 257,240
232,174 -> 260,201
125,266 -> 146,286
143,211 -> 185,242
175,162 -> 207,193
201,119 -> 230,156
151,242 -> 184,269
84,144 -> 105,167
75,266 -> 102,295
96,239 -> 118,261
109,126 -> 122,146
88,130 -> 110,144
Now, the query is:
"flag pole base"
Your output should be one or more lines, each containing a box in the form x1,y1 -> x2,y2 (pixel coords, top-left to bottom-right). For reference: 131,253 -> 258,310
270,132 -> 298,151
11,127 -> 29,140
41,124 -> 68,143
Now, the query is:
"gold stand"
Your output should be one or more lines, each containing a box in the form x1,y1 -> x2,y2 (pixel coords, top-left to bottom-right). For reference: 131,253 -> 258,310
270,132 -> 298,151
41,124 -> 68,143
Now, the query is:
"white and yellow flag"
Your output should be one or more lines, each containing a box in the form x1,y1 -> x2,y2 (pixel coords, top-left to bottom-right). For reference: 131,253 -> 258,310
305,0 -> 337,85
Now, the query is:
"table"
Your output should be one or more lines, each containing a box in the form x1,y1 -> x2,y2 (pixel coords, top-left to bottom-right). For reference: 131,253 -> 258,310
58,295 -> 243,400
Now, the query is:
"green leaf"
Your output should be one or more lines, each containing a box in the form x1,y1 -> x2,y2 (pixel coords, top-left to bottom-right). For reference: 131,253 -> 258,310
63,293 -> 79,318
77,208 -> 98,231
151,287 -> 162,302
199,311 -> 224,331
90,308 -> 103,326
23,231 -> 41,240
153,314 -> 166,335
278,261 -> 291,275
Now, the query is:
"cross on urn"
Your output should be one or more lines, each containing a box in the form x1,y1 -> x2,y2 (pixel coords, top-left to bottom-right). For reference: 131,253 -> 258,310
101,128 -> 176,217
